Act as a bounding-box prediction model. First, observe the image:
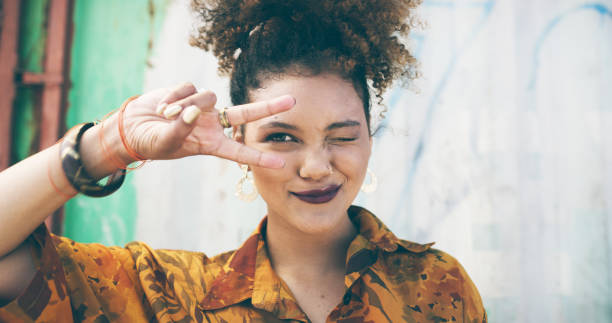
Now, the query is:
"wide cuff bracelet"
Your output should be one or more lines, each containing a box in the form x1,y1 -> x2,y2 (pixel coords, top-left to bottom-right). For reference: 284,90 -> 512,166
60,122 -> 126,197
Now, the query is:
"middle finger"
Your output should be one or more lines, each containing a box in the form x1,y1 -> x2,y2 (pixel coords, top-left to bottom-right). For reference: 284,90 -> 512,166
225,95 -> 295,126
161,90 -> 218,118
214,137 -> 285,169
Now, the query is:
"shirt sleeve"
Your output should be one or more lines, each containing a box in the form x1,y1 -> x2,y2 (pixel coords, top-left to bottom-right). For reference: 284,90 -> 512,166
431,249 -> 487,323
0,224 -> 153,323
456,260 -> 487,323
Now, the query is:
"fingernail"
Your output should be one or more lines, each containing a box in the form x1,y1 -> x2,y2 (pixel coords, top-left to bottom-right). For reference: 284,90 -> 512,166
271,95 -> 295,108
164,104 -> 182,118
182,105 -> 201,125
156,102 -> 168,115
261,154 -> 285,169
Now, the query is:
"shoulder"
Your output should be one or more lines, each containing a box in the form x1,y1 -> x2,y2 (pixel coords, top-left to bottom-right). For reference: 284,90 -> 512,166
4,228 -> 238,322
374,244 -> 487,322
73,239 -> 236,320
53,235 -> 234,289
125,241 -> 212,268
374,241 -> 467,288
123,240 -> 231,283
379,243 -> 481,300
51,234 -> 228,298
123,241 -> 237,292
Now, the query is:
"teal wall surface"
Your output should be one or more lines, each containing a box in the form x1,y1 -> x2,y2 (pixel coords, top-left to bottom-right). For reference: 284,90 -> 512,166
63,0 -> 167,245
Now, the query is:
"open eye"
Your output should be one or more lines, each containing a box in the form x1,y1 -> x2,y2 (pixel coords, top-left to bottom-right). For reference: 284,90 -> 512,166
264,133 -> 297,143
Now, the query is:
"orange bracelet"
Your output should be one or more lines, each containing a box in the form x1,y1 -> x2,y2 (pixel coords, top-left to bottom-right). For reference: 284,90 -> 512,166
117,96 -> 148,162
99,119 -> 129,170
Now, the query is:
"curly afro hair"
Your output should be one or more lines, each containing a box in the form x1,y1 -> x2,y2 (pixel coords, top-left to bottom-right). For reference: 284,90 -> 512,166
190,0 -> 421,131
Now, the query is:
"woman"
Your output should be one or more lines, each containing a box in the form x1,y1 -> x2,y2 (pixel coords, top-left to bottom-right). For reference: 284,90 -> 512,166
0,0 -> 486,322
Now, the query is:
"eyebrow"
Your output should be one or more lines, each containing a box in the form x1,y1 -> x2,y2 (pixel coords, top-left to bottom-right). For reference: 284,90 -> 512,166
325,120 -> 361,131
260,120 -> 361,132
260,121 -> 299,131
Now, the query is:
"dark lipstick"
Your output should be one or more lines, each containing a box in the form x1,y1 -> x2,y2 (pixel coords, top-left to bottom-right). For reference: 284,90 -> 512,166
291,185 -> 341,204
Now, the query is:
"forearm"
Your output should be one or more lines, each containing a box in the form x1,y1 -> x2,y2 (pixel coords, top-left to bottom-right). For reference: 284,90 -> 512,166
0,143 -> 75,257
0,114 -> 132,258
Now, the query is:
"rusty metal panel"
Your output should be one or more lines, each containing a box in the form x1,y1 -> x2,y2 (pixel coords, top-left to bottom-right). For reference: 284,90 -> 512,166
0,0 -> 20,170
37,0 -> 72,233
39,0 -> 70,150
21,71 -> 63,85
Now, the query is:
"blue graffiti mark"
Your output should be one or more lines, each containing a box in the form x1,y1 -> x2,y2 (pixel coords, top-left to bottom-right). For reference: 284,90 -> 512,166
424,0 -> 494,8
384,34 -> 424,110
384,1 -> 496,233
528,3 -> 612,90
383,34 -> 424,113
382,0 -> 496,121
411,34 -> 426,60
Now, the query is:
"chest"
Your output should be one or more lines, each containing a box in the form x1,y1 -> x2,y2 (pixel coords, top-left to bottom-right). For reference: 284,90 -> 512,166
284,276 -> 347,323
198,276 -> 439,323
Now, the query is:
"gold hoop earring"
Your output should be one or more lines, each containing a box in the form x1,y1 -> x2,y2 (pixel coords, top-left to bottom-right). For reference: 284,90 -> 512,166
235,165 -> 258,202
361,168 -> 378,193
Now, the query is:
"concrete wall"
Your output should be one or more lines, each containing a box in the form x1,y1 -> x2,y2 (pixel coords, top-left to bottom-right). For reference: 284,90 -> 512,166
56,0 -> 612,321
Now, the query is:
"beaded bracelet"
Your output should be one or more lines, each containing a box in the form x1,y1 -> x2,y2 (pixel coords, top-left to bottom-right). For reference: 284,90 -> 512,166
60,122 -> 126,197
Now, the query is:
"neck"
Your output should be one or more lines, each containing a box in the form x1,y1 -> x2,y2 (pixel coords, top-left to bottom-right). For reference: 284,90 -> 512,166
265,212 -> 358,277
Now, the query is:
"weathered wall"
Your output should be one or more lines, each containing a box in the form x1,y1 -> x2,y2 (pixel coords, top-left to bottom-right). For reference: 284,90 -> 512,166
62,0 -> 168,245
51,0 -> 612,321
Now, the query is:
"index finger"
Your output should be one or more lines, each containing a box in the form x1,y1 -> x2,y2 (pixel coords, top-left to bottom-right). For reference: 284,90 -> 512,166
214,137 -> 285,169
225,95 -> 295,126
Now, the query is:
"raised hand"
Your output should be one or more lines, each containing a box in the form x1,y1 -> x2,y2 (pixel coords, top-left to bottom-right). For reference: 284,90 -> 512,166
118,83 -> 294,168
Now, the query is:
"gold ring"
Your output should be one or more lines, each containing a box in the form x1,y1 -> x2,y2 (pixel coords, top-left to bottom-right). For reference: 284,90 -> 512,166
218,107 -> 231,128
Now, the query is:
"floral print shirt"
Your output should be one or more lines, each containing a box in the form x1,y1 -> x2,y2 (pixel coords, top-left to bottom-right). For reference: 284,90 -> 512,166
0,206 -> 486,322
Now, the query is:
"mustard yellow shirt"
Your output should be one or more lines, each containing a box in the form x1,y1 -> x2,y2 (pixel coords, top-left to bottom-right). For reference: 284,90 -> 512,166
0,206 -> 487,322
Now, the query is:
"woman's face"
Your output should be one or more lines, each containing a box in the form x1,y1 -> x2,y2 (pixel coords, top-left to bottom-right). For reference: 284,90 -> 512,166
238,73 -> 372,235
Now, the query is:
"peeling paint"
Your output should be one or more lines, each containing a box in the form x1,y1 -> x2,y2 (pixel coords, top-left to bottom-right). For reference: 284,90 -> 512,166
63,0 -> 168,246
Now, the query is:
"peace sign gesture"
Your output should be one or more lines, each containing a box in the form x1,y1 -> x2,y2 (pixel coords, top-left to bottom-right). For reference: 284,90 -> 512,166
118,83 -> 294,168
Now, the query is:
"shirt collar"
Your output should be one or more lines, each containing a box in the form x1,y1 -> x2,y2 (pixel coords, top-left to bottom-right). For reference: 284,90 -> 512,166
343,205 -> 434,287
199,205 -> 433,314
346,205 -> 434,254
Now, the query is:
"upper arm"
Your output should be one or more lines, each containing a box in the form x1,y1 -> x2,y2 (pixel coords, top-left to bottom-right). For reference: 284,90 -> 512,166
0,228 -> 149,321
0,239 -> 36,306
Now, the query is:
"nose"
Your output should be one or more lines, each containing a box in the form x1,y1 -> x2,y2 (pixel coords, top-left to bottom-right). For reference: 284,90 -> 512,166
298,147 -> 333,181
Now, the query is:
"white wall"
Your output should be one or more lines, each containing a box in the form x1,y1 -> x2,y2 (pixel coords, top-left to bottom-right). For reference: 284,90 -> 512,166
135,1 -> 612,321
